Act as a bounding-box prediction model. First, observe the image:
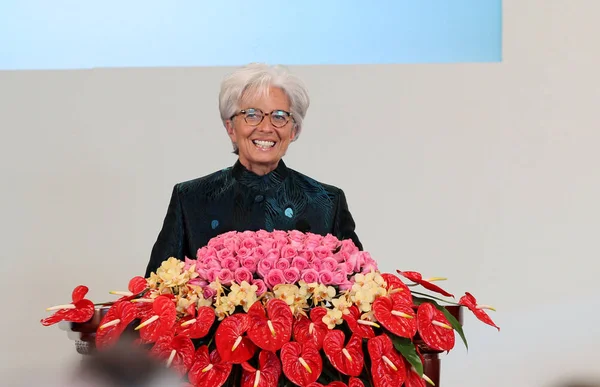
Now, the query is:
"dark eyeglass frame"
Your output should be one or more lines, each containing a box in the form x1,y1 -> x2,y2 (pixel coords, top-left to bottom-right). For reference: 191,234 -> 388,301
230,108 -> 294,128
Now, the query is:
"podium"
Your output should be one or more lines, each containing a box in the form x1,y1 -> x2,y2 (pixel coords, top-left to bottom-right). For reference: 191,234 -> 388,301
64,304 -> 463,386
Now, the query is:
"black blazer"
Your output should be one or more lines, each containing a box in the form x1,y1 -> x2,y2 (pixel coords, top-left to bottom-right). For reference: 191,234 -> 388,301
145,159 -> 362,277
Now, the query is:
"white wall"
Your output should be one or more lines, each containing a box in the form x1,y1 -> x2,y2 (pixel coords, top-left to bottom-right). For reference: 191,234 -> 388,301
1,1 -> 599,386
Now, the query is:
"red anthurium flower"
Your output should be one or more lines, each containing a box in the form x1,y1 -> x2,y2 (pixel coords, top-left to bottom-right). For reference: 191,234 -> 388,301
396,271 -> 454,298
367,335 -> 407,387
349,378 -> 365,387
215,313 -> 257,364
342,305 -> 377,339
381,274 -> 412,305
135,295 -> 177,343
293,307 -> 329,350
41,285 -> 95,326
404,358 -> 435,387
109,276 -> 148,301
307,382 -> 348,387
240,350 -> 281,387
150,335 -> 195,376
176,306 -> 216,339
459,292 -> 500,331
416,303 -> 455,351
188,346 -> 232,387
281,342 -> 322,387
247,299 -> 293,351
372,296 -> 417,338
95,301 -> 138,350
322,330 -> 364,377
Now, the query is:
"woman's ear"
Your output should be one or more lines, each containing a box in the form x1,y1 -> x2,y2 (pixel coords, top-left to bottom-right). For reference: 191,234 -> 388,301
225,120 -> 236,141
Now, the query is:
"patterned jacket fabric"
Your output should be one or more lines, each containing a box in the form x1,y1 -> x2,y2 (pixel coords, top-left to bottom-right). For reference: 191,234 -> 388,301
145,159 -> 362,277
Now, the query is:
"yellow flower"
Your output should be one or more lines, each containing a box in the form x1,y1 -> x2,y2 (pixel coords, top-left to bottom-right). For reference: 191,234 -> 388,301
311,284 -> 337,305
273,284 -> 299,305
331,293 -> 353,314
322,308 -> 343,329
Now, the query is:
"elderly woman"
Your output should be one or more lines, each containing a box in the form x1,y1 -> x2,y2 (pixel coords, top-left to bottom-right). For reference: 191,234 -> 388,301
144,63 -> 362,277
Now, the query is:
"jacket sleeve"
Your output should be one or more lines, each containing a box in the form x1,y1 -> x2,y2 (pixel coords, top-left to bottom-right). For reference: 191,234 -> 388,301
332,189 -> 363,250
145,184 -> 186,277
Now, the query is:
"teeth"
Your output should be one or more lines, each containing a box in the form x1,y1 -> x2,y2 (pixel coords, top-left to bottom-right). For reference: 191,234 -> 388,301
253,140 -> 275,147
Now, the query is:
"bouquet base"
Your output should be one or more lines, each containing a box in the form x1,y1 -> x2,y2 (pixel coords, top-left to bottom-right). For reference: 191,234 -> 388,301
64,305 -> 463,386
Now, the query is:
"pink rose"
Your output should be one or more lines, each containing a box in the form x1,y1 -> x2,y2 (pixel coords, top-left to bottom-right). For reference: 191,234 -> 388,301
340,239 -> 359,254
274,238 -> 289,249
241,256 -> 258,273
223,236 -> 241,252
207,236 -> 225,251
314,246 -> 331,260
206,268 -> 220,282
184,257 -> 196,271
281,245 -> 298,260
309,258 -> 323,272
338,280 -> 353,291
318,271 -> 334,285
234,267 -> 253,284
298,249 -> 315,263
291,257 -> 309,272
197,246 -> 217,261
275,258 -> 290,271
255,230 -> 271,239
283,267 -> 301,284
321,234 -> 341,250
203,286 -> 216,300
257,257 -> 276,279
338,261 -> 354,274
236,247 -> 252,260
288,230 -> 307,247
221,257 -> 240,271
331,271 -> 348,286
304,234 -> 323,250
361,262 -> 378,274
242,237 -> 258,249
252,279 -> 267,296
271,230 -> 288,239
217,248 -> 234,261
206,260 -> 221,270
322,257 -> 338,272
265,269 -> 286,289
360,253 -> 378,272
334,251 -> 350,263
265,248 -> 281,260
241,230 -> 257,239
253,246 -> 267,260
217,268 -> 234,285
301,269 -> 319,284
346,252 -> 359,273
195,268 -> 208,280
260,238 -> 278,250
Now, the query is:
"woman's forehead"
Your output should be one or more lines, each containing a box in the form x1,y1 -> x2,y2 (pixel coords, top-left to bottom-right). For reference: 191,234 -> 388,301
240,85 -> 290,109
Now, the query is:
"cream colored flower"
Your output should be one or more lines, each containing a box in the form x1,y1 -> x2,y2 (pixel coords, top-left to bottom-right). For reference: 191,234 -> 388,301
322,308 -> 343,329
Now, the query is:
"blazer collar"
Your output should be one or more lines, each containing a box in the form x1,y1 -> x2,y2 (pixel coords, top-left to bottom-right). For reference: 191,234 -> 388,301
232,159 -> 289,191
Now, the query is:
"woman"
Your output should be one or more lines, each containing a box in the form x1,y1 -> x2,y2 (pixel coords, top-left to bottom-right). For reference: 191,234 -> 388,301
145,63 -> 362,277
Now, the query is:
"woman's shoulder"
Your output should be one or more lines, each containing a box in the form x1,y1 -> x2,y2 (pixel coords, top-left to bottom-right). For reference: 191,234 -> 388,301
174,167 -> 235,195
287,167 -> 344,195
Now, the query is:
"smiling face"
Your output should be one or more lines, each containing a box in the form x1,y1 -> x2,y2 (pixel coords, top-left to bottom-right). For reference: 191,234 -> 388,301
225,86 -> 296,175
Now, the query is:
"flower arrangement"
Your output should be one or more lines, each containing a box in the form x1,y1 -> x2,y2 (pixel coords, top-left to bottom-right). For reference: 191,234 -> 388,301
41,230 -> 499,387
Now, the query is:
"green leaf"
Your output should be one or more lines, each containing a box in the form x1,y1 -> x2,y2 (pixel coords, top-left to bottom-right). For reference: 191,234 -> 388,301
411,290 -> 457,305
389,335 -> 423,376
413,296 -> 469,351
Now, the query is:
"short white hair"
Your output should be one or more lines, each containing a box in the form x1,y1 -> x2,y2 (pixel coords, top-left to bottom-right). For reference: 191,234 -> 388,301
219,63 -> 310,150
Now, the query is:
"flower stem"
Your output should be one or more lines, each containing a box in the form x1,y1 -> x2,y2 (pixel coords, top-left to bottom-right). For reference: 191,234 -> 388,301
411,291 -> 459,305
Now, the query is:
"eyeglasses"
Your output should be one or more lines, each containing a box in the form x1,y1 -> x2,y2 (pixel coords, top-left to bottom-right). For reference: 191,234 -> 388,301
230,108 -> 293,128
